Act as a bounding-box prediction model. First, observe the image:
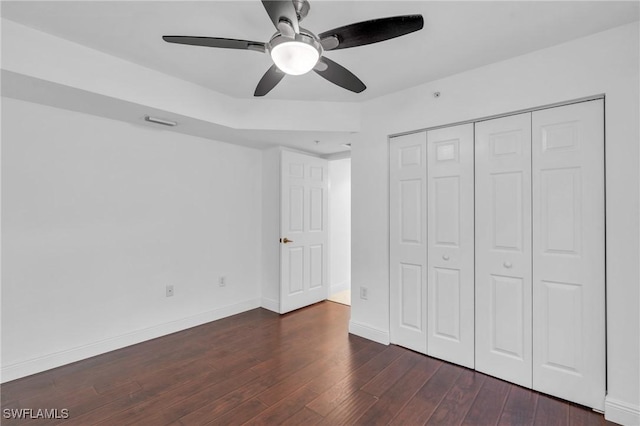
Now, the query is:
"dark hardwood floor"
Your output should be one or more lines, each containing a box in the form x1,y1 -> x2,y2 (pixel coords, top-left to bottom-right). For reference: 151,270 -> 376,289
1,301 -> 614,425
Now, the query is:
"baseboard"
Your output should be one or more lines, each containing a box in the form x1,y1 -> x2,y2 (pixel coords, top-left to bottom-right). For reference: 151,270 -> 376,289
0,298 -> 261,383
348,320 -> 390,345
605,396 -> 640,425
261,297 -> 280,313
330,281 -> 350,294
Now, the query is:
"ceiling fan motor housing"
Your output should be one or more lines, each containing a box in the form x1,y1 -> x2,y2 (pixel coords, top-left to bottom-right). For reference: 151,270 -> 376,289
293,0 -> 311,22
268,28 -> 322,54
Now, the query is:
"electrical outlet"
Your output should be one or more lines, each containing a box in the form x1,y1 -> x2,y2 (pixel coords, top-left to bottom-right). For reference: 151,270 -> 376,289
360,286 -> 368,300
166,285 -> 174,297
219,276 -> 226,287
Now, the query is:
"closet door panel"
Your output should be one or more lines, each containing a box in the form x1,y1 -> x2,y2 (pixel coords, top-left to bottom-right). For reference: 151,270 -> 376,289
390,132 -> 428,354
475,113 -> 532,388
532,100 -> 605,410
427,124 -> 474,368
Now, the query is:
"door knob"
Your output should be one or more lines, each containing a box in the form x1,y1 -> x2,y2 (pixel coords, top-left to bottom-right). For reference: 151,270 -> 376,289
280,237 -> 294,244
442,255 -> 450,261
503,261 -> 512,268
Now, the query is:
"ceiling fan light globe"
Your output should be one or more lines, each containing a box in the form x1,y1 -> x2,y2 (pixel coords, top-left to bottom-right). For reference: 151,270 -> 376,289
270,40 -> 319,75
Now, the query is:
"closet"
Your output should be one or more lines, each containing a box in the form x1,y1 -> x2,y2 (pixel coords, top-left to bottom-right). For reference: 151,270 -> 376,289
389,99 -> 605,410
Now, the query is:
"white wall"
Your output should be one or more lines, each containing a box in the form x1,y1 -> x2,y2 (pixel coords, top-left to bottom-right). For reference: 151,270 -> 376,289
260,147 -> 281,312
1,97 -> 263,381
329,158 -> 351,295
350,21 -> 639,425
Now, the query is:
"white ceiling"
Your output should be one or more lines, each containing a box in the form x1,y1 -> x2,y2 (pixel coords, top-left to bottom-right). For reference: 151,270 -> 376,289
2,1 -> 639,103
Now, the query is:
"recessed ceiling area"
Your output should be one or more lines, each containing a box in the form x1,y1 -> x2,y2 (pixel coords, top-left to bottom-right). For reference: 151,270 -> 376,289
2,1 -> 638,155
2,1 -> 638,102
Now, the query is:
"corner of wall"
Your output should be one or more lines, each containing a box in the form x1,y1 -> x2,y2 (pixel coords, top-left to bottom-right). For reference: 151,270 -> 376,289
260,148 -> 281,305
348,320 -> 390,346
260,298 -> 280,313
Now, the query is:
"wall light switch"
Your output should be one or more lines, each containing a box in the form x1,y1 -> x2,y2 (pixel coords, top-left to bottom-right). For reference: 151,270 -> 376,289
360,286 -> 368,300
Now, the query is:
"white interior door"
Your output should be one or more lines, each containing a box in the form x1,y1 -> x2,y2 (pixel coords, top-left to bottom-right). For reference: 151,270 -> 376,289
426,124 -> 475,368
532,100 -> 605,410
389,132 -> 428,354
280,150 -> 328,314
475,113 -> 533,388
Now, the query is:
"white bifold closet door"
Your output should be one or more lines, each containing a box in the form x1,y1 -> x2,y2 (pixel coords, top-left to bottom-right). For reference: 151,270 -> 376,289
426,124 -> 475,368
531,100 -> 605,410
475,100 -> 605,409
475,113 -> 533,388
389,131 -> 428,354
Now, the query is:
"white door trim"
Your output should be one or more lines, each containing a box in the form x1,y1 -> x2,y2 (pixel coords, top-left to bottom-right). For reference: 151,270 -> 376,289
389,94 -> 605,139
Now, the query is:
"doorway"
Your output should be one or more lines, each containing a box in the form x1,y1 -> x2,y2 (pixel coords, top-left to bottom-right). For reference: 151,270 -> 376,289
328,157 -> 351,306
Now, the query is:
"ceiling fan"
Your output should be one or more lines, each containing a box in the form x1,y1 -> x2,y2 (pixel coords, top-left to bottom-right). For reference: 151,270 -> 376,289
163,0 -> 424,96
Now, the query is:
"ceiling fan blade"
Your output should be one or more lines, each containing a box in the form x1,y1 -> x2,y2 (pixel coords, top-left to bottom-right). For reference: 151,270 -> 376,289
254,65 -> 286,97
314,57 -> 366,93
163,36 -> 266,53
262,0 -> 300,34
318,15 -> 424,51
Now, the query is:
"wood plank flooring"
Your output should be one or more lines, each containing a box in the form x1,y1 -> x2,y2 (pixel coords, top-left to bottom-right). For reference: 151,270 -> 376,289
1,302 -> 615,425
